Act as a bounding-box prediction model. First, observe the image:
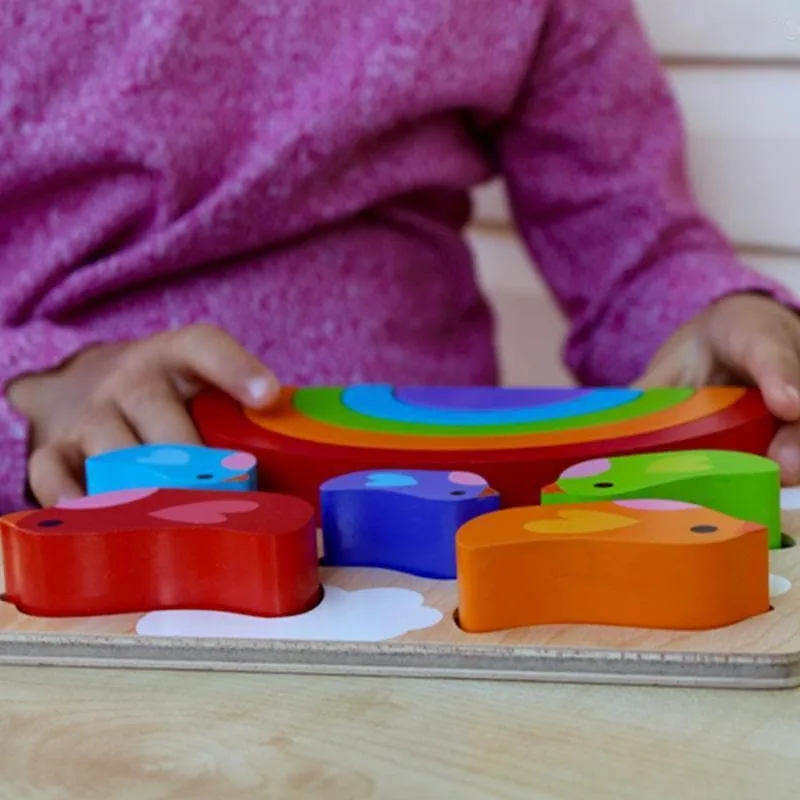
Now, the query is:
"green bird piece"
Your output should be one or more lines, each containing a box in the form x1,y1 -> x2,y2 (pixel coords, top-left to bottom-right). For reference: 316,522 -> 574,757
541,450 -> 781,549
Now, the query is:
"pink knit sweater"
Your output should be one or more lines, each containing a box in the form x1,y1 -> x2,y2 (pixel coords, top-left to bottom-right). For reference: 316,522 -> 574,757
1,0 -> 795,513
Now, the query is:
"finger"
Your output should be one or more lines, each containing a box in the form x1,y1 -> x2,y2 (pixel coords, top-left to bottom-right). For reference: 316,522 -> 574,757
117,380 -> 202,444
722,329 -> 800,422
28,444 -> 85,507
79,405 -> 141,457
155,325 -> 280,409
768,421 -> 800,486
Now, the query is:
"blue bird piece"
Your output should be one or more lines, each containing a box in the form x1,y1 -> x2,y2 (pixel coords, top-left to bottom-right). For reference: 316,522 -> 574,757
320,469 -> 500,579
85,444 -> 258,494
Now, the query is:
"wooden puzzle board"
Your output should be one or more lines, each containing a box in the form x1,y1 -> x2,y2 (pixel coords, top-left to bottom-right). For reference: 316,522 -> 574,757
0,506 -> 799,690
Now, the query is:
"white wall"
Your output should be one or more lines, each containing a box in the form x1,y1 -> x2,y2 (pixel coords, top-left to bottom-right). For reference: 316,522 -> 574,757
473,0 -> 800,386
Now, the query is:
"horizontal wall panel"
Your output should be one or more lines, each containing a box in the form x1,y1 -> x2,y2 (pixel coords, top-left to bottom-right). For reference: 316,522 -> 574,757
635,0 -> 800,61
669,67 -> 800,252
741,252 -> 800,296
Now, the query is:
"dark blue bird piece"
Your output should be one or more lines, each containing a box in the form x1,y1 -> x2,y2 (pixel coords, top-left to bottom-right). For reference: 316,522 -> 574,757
320,469 -> 500,579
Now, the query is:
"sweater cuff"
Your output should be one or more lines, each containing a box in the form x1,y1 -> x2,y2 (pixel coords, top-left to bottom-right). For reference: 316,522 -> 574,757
0,415 -> 32,515
565,255 -> 800,386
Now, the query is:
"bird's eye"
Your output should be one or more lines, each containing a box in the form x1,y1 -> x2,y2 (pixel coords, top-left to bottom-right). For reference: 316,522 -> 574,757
691,525 -> 718,534
196,473 -> 213,480
450,490 -> 466,496
593,482 -> 614,489
36,519 -> 64,528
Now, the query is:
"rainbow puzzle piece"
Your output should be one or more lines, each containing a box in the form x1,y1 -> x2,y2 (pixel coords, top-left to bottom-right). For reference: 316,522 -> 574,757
86,443 -> 258,494
456,499 -> 770,633
541,450 -> 782,549
320,469 -> 500,579
191,384 -> 777,510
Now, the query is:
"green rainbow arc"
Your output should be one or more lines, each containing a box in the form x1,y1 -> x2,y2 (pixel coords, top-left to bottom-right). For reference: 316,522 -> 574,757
292,387 -> 695,437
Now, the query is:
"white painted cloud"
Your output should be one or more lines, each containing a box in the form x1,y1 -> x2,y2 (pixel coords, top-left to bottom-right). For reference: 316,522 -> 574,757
135,585 -> 443,642
781,487 -> 800,511
770,574 -> 792,598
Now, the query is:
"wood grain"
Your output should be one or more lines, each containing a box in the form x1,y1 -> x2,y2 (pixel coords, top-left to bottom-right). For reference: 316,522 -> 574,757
668,67 -> 800,252
1,665 -> 800,799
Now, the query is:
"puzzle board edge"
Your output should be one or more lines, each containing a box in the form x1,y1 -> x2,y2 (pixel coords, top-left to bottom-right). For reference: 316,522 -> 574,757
0,630 -> 798,690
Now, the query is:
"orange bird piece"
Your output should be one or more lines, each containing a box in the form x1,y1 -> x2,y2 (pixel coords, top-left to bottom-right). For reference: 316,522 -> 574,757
456,499 -> 769,633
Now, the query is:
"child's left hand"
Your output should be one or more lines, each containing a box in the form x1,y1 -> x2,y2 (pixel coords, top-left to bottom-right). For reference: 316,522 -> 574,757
636,293 -> 800,484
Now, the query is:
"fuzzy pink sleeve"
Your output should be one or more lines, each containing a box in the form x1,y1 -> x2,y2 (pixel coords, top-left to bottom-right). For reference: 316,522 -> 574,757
495,0 -> 798,385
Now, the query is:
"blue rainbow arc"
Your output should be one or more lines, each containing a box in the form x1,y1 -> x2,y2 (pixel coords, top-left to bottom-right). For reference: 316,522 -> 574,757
342,385 -> 642,427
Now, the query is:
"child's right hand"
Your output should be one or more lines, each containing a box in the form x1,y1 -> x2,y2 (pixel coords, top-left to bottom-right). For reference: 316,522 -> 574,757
7,324 -> 280,507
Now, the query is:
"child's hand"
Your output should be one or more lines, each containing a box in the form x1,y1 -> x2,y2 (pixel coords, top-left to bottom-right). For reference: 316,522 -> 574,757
7,324 -> 279,506
637,293 -> 800,484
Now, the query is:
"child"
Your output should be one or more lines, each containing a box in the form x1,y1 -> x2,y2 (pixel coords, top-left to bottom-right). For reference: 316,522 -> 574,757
3,0 -> 800,513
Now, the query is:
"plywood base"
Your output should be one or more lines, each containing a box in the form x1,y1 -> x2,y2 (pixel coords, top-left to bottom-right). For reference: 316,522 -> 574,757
0,511 -> 798,690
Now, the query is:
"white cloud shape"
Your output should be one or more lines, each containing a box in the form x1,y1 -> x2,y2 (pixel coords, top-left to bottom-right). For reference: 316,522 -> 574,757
781,487 -> 800,511
770,574 -> 792,598
135,585 -> 443,642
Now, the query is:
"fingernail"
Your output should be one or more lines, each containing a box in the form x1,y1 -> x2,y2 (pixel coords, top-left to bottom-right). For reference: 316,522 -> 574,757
785,385 -> 800,403
246,376 -> 275,404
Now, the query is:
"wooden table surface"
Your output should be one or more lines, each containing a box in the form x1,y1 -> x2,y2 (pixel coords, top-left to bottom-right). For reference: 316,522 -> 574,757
1,666 -> 799,799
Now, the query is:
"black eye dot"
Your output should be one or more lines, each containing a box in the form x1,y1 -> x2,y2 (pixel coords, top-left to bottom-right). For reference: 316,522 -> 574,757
450,490 -> 466,496
593,482 -> 614,489
196,473 -> 213,480
691,525 -> 718,534
36,519 -> 63,528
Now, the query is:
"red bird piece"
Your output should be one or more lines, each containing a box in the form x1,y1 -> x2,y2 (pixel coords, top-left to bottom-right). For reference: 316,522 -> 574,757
0,488 -> 320,618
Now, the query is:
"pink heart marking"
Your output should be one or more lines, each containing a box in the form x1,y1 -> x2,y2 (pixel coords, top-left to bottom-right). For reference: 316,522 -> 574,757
149,500 -> 260,525
220,452 -> 257,471
448,471 -> 486,486
560,458 -> 611,479
56,488 -> 158,510
614,499 -> 700,512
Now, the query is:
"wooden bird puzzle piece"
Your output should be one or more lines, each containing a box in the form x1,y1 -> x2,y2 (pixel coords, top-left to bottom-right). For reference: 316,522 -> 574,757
0,488 -> 320,618
86,443 -> 258,494
541,450 -> 782,549
320,470 -> 500,579
191,385 -> 777,510
456,500 -> 770,633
